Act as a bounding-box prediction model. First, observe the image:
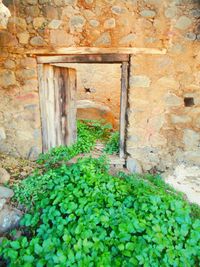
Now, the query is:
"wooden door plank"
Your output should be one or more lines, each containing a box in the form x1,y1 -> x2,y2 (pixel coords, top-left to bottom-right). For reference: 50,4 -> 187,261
65,68 -> 77,145
37,54 -> 129,64
119,62 -> 129,158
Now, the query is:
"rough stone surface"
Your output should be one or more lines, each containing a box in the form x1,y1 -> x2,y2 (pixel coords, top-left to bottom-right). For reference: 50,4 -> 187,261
140,10 -> 156,18
0,168 -> 10,184
175,16 -> 192,30
130,75 -> 151,87
126,157 -> 142,173
30,36 -> 45,46
165,165 -> 200,205
94,32 -> 111,46
0,186 -> 14,199
0,205 -> 22,234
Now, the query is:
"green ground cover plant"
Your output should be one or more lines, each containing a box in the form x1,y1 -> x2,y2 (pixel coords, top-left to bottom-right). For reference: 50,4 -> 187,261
0,120 -> 199,266
37,120 -> 118,169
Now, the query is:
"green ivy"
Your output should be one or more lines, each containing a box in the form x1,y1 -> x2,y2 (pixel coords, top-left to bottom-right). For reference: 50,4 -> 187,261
104,131 -> 120,155
1,156 -> 200,267
36,120 -> 113,169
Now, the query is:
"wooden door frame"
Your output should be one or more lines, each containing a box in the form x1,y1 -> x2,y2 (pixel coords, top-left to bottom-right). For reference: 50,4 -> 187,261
37,54 -> 130,158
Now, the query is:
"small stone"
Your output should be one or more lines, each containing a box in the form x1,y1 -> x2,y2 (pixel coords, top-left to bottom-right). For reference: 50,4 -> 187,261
17,32 -> 30,44
48,19 -> 62,29
196,34 -> 200,41
33,17 -> 46,29
25,6 -> 40,17
190,9 -> 200,18
42,6 -> 59,19
111,6 -> 123,14
185,32 -> 196,41
104,18 -> 115,29
0,186 -> 14,199
0,70 -> 16,87
164,7 -> 177,18
0,205 -> 22,234
140,10 -> 156,18
94,32 -> 111,46
16,69 -> 37,80
70,15 -> 85,31
30,36 -> 45,46
119,33 -> 136,44
0,168 -> 10,184
0,127 -> 6,141
130,75 -> 151,88
89,19 -> 99,27
4,59 -> 15,69
126,157 -> 142,173
175,16 -> 192,30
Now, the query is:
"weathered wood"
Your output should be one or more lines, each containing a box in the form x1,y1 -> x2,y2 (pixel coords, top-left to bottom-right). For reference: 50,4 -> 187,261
65,68 -> 77,145
53,67 -> 77,146
38,64 -> 77,152
38,64 -> 48,152
29,47 -> 167,56
37,54 -> 129,64
119,62 -> 129,158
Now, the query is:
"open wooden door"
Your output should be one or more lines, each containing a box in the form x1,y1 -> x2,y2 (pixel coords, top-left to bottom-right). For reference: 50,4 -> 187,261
38,64 -> 77,152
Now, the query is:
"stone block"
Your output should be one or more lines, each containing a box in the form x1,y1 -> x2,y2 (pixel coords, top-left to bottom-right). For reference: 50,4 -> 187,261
164,7 -> 177,18
89,19 -> 99,27
0,205 -> 22,234
0,186 -> 14,199
130,75 -> 151,88
104,18 -> 116,29
0,70 -> 16,87
4,59 -> 15,69
94,32 -> 111,46
30,36 -> 45,46
69,15 -> 85,31
175,16 -> 192,30
25,6 -> 40,17
0,168 -> 10,184
33,17 -> 46,29
140,10 -> 156,18
48,19 -> 62,29
126,157 -> 142,173
17,32 -> 30,44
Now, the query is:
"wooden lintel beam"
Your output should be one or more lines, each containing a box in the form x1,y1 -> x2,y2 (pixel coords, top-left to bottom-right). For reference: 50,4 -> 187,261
26,47 -> 167,57
37,54 -> 129,64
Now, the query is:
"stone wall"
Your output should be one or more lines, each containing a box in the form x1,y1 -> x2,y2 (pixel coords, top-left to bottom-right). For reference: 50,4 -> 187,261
0,0 -> 199,172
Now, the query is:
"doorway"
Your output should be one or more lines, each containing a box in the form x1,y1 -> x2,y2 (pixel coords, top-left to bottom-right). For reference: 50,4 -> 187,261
37,54 -> 129,159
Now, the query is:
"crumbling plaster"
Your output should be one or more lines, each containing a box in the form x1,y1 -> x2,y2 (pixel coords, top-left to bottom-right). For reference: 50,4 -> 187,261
0,0 -> 199,176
